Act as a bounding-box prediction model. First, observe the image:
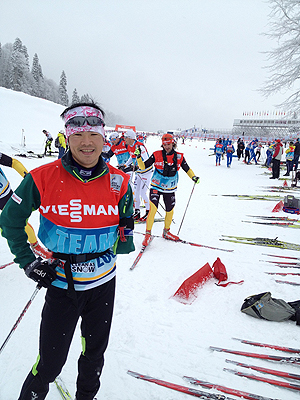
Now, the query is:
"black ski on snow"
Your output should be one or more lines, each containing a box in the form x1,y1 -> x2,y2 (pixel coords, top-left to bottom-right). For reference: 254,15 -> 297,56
210,346 -> 300,364
54,376 -> 72,400
220,235 -> 300,251
232,337 -> 300,354
275,279 -> 300,286
127,370 -> 234,399
135,231 -> 234,252
211,194 -> 283,201
262,260 -> 300,266
263,253 -> 300,261
226,359 -> 300,382
243,220 -> 300,228
224,368 -> 300,392
248,215 -> 300,222
183,376 -> 279,400
129,236 -> 154,270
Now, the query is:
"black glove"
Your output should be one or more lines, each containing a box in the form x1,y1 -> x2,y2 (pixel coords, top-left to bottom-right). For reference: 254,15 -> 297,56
24,257 -> 60,288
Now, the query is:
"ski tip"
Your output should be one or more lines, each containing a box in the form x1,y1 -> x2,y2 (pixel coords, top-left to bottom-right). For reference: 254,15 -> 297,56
209,346 -> 222,352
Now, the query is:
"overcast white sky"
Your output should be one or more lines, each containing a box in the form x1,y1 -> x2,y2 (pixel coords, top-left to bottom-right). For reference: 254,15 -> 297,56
0,0 -> 293,132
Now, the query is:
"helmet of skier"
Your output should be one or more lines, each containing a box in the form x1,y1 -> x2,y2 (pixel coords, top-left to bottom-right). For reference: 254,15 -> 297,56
162,133 -> 174,144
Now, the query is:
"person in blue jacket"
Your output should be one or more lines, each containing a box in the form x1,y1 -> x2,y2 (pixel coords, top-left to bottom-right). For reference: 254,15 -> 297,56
247,139 -> 258,165
226,140 -> 235,167
214,139 -> 224,166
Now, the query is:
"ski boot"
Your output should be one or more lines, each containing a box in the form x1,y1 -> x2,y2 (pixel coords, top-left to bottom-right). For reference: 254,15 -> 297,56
133,209 -> 140,220
142,230 -> 152,247
162,228 -> 179,241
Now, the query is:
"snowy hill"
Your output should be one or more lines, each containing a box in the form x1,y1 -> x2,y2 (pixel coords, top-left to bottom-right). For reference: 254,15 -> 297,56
0,88 -> 300,400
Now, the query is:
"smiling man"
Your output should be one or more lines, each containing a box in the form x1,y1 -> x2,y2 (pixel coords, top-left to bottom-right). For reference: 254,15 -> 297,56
0,101 -> 134,400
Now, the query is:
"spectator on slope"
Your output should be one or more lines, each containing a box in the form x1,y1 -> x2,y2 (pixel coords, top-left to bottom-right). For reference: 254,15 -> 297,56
42,129 -> 53,156
214,138 -> 224,166
244,141 -> 251,164
247,139 -> 258,165
283,141 -> 295,177
56,130 -> 67,159
226,140 -> 235,167
134,133 -> 200,246
270,139 -> 284,179
236,138 -> 245,160
0,101 -> 134,400
293,138 -> 300,171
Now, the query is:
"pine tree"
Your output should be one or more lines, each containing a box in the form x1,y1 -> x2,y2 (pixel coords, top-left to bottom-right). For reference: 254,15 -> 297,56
31,53 -> 44,97
11,38 -> 26,92
72,88 -> 80,104
59,70 -> 69,106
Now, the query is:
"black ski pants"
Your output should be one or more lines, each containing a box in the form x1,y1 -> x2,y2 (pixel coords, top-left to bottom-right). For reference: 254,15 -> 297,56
272,158 -> 281,179
18,278 -> 116,400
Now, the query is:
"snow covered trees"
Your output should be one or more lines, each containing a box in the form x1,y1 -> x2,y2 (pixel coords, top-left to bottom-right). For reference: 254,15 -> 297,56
262,0 -> 300,113
59,70 -> 69,106
0,38 -> 70,106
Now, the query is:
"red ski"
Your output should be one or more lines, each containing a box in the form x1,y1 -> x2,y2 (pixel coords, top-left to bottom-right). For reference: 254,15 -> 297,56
135,231 -> 234,252
183,376 -> 279,400
129,236 -> 153,270
209,346 -> 300,364
226,359 -> 300,382
225,368 -> 300,392
127,370 -> 235,399
232,337 -> 300,354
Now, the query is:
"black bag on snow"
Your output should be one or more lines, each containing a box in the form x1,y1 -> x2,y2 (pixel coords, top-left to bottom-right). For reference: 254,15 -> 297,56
241,292 -> 298,322
55,137 -> 60,148
283,195 -> 300,214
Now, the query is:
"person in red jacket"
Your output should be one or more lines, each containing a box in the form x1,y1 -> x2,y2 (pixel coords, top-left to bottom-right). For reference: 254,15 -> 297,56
135,133 -> 200,246
270,139 -> 283,179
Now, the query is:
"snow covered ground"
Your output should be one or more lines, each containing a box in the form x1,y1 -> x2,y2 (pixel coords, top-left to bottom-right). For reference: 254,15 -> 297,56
0,87 -> 300,399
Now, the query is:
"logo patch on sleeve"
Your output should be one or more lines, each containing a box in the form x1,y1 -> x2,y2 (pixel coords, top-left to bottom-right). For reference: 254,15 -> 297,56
11,192 -> 22,204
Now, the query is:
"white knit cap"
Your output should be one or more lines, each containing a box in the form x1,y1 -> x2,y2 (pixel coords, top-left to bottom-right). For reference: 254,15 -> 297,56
124,129 -> 136,139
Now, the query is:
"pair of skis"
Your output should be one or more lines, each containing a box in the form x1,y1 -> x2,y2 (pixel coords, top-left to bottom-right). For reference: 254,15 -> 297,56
220,235 -> 300,251
128,370 -> 279,400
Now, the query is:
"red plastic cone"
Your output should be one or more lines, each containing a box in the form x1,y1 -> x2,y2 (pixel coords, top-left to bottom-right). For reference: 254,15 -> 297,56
172,263 -> 213,304
283,180 -> 288,187
272,200 -> 284,213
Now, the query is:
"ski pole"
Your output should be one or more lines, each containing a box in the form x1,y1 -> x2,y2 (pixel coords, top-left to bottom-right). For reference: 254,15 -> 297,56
177,182 -> 196,236
0,261 -> 14,270
0,284 -> 41,355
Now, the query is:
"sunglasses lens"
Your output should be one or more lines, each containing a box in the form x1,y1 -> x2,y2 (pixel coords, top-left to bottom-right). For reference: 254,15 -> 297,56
66,116 -> 104,127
